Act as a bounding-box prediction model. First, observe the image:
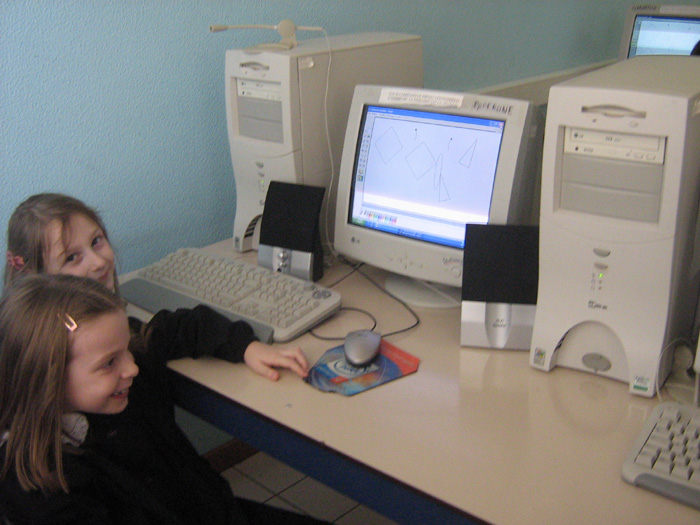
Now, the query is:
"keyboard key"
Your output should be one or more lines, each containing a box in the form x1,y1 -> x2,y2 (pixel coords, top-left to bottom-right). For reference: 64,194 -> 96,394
672,464 -> 692,481
623,402 -> 700,510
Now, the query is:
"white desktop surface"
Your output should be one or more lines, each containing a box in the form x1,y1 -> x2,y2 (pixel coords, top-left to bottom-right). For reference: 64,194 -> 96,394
128,240 -> 700,524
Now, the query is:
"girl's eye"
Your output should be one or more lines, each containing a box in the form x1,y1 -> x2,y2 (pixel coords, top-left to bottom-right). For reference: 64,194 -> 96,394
65,253 -> 79,264
102,357 -> 116,369
92,235 -> 103,248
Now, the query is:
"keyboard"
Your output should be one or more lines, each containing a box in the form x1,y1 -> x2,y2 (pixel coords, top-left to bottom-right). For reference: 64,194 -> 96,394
119,248 -> 341,343
622,402 -> 700,510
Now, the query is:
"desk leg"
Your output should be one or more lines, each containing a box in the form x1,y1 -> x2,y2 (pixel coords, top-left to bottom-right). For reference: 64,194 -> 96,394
169,370 -> 481,525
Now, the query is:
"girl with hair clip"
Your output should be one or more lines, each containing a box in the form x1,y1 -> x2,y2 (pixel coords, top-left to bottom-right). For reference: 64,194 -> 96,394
0,274 -> 327,524
4,192 -> 310,381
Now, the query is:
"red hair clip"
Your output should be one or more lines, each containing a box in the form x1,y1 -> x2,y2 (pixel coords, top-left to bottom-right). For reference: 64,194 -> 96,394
5,252 -> 26,272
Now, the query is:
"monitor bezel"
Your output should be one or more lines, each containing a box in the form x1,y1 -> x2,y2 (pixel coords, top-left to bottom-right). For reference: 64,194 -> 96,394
618,4 -> 700,60
333,85 -> 535,291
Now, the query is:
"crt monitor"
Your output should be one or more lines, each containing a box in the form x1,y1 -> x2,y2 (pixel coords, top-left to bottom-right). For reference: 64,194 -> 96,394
333,85 -> 536,307
619,4 -> 700,59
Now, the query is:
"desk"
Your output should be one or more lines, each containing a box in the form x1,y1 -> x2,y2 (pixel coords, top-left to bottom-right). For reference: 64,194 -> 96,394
127,240 -> 700,524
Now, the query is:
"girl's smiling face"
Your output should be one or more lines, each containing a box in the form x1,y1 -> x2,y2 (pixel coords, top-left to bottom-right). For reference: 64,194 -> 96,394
64,310 -> 139,415
44,213 -> 116,291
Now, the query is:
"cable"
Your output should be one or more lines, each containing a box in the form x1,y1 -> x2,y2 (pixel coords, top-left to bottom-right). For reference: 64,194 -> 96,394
655,337 -> 688,402
356,267 -> 420,338
308,258 -> 421,341
694,342 -> 700,406
665,381 -> 697,404
309,307 -> 377,341
319,28 -> 339,263
322,256 -> 363,288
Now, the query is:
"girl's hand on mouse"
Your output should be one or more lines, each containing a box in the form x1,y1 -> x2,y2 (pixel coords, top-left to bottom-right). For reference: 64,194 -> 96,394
243,341 -> 310,381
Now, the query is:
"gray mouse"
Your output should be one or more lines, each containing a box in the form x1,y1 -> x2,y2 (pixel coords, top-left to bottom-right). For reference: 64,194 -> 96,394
343,329 -> 381,366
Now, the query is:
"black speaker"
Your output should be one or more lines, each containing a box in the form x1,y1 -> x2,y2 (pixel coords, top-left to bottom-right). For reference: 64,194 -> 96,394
460,224 -> 539,350
461,224 -> 539,304
258,181 -> 325,281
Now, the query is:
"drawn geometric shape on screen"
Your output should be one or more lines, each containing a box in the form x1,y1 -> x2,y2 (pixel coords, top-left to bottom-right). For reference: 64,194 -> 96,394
406,142 -> 436,180
435,154 -> 451,201
459,139 -> 477,169
438,175 -> 451,201
434,154 -> 442,189
376,127 -> 403,164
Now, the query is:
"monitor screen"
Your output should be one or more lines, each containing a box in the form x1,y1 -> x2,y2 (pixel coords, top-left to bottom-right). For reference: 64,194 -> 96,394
349,105 -> 505,251
334,85 -> 537,307
620,5 -> 700,59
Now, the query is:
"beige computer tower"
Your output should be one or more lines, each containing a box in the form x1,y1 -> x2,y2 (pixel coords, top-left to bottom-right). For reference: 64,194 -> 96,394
530,56 -> 700,396
225,33 -> 423,252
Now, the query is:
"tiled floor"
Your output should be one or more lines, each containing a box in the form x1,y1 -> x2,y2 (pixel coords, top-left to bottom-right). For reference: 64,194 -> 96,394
222,451 -> 398,524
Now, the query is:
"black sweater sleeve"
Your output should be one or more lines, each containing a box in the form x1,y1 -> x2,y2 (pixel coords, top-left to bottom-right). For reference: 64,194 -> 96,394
132,305 -> 258,364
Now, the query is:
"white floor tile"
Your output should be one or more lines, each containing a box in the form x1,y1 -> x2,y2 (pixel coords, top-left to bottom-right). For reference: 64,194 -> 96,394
229,451 -> 396,524
235,452 -> 306,494
335,504 -> 398,525
221,466 -> 274,503
265,495 -> 307,515
278,476 -> 358,522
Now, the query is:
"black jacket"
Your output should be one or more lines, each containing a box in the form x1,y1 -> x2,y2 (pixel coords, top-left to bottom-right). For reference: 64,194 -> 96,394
0,305 -> 257,524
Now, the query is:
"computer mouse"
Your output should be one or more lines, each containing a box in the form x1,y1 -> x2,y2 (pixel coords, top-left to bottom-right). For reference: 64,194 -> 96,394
343,329 -> 382,367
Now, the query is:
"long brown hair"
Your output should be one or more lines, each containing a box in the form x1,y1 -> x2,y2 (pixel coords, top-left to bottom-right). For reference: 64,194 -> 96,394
0,274 -> 124,494
4,193 -> 117,289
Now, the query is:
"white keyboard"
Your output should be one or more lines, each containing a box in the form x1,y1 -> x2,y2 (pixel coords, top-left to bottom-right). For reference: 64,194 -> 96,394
622,402 -> 700,510
119,248 -> 341,343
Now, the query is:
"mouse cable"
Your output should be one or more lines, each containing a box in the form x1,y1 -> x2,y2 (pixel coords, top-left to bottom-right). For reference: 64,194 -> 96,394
322,256 -> 365,288
309,306 -> 378,341
324,256 -> 420,336
308,257 -> 419,339
309,258 -> 375,341
356,267 -> 420,338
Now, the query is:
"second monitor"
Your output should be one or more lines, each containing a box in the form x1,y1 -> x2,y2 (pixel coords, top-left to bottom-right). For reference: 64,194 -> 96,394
619,4 -> 700,59
333,85 -> 540,307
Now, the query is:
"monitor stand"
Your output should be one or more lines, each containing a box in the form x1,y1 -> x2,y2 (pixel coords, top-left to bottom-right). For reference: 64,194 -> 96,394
384,274 -> 461,309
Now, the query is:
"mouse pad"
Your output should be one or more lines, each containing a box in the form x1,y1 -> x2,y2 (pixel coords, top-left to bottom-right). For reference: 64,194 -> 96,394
305,340 -> 420,396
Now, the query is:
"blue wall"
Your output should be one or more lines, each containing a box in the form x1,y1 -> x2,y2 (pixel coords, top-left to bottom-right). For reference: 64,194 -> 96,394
3,1 -> 698,273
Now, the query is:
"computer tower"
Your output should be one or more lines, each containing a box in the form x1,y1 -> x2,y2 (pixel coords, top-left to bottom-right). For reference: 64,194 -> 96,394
530,56 -> 700,396
224,33 -> 423,252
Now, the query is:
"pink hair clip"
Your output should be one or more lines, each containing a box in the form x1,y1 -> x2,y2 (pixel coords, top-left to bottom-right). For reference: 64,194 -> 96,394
5,252 -> 26,272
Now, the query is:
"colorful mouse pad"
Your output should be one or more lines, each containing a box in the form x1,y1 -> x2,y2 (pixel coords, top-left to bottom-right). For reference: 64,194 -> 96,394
305,340 -> 420,396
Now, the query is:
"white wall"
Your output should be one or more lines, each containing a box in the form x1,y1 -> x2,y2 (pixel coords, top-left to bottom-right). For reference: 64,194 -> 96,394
2,0 -> 676,274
